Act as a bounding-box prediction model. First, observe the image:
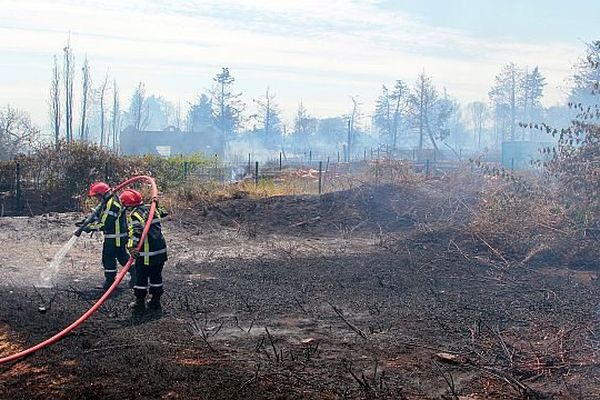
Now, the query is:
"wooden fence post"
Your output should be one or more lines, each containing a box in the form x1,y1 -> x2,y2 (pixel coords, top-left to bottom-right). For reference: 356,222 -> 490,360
255,161 -> 259,185
318,161 -> 323,195
15,162 -> 22,214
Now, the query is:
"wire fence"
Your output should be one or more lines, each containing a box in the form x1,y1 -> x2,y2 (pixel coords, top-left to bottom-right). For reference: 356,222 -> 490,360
0,146 -> 494,217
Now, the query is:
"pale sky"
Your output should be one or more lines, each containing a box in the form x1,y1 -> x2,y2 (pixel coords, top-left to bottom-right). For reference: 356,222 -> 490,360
0,0 -> 598,130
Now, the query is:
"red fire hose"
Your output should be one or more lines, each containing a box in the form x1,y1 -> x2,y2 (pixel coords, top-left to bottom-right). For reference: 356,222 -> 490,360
0,175 -> 159,365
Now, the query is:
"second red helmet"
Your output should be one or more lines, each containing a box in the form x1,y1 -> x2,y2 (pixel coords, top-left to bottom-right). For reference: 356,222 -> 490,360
119,189 -> 143,207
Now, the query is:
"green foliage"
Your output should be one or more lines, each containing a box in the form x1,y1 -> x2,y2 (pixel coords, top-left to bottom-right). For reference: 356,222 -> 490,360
0,141 -> 214,212
142,152 -> 212,189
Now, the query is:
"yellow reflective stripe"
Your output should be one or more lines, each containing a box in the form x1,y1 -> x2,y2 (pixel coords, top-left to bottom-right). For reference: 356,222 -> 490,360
100,197 -> 113,226
144,240 -> 150,265
127,214 -> 134,248
115,217 -> 121,247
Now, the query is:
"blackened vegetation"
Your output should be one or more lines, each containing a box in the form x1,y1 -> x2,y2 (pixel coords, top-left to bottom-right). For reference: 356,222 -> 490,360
1,177 -> 599,399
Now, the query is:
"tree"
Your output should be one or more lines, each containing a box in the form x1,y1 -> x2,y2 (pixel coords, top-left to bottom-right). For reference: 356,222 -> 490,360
294,101 -> 315,148
428,89 -> 454,150
410,72 -> 435,153
110,80 -> 120,152
295,101 -> 308,134
253,87 -> 282,146
186,94 -> 214,132
409,72 -> 453,155
374,80 -> 409,148
520,67 -> 546,138
570,41 -> 600,104
98,73 -> 109,146
175,100 -> 182,131
316,117 -> 347,146
0,106 -> 40,160
390,80 -> 409,148
210,67 -> 245,156
63,40 -> 74,142
466,101 -> 488,148
144,95 -> 174,131
49,54 -> 61,146
79,56 -> 91,141
348,96 -> 361,159
129,82 -> 147,131
543,53 -> 600,224
489,63 -> 522,141
374,85 -> 392,141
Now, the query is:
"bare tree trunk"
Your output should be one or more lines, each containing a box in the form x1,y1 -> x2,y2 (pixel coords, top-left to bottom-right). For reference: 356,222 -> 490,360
99,74 -> 109,146
132,82 -> 146,132
510,68 -> 516,141
111,80 -> 120,153
265,87 -> 271,140
63,40 -> 74,142
349,96 -> 359,159
346,119 -> 351,162
418,78 -> 425,153
392,97 -> 400,150
176,100 -> 181,130
79,56 -> 91,141
220,80 -> 226,157
425,119 -> 439,153
50,55 -> 61,146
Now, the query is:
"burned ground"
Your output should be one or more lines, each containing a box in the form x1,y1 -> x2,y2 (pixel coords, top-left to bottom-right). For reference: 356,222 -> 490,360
1,179 -> 599,399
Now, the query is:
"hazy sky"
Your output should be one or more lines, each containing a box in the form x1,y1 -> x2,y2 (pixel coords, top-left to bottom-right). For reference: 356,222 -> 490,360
0,0 -> 597,129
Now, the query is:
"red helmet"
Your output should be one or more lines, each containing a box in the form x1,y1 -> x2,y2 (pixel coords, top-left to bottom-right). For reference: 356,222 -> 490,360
119,189 -> 143,207
89,182 -> 110,197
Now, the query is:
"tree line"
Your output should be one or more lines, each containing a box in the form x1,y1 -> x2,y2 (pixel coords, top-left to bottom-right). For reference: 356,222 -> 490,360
1,40 -> 599,160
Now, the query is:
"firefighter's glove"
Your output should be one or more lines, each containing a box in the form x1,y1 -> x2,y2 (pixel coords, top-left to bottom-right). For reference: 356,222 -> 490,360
128,247 -> 140,258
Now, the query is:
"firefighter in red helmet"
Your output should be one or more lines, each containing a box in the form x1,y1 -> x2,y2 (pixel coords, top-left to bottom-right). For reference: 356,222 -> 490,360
120,189 -> 168,311
76,182 -> 133,290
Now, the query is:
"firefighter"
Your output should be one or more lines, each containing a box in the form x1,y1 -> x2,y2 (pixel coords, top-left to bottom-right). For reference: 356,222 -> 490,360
75,182 -> 132,290
119,189 -> 168,311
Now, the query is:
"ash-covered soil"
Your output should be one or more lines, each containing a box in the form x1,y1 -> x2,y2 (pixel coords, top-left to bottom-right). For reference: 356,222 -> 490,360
1,181 -> 599,399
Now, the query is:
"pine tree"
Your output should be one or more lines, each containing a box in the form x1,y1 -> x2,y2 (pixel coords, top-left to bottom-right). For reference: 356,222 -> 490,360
210,67 -> 245,157
390,80 -> 408,149
519,66 -> 546,139
253,87 -> 282,146
374,85 -> 392,141
489,63 -> 523,141
79,56 -> 91,141
129,82 -> 147,131
186,94 -> 214,132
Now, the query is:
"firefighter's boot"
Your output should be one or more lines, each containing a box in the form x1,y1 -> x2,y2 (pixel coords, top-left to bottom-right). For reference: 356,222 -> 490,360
147,294 -> 162,311
129,296 -> 146,312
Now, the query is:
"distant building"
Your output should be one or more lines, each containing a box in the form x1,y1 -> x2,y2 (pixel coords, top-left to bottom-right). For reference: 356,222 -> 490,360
120,125 -> 222,157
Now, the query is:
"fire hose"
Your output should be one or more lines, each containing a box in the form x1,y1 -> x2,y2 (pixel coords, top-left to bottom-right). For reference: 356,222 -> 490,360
0,175 -> 159,365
